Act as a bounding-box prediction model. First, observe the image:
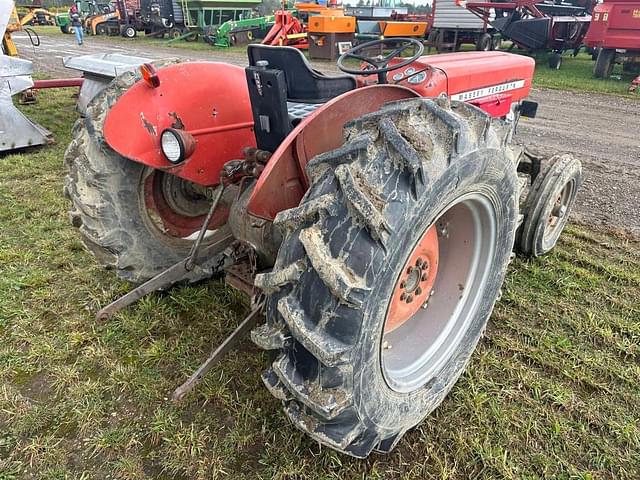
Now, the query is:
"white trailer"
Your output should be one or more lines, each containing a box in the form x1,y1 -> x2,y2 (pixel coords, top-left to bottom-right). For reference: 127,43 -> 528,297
428,0 -> 499,51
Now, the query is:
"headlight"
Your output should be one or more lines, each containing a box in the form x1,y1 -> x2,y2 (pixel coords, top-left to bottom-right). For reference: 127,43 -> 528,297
160,128 -> 195,164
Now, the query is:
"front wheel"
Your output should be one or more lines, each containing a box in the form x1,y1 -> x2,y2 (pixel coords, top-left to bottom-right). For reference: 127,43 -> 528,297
518,153 -> 582,257
252,98 -> 519,457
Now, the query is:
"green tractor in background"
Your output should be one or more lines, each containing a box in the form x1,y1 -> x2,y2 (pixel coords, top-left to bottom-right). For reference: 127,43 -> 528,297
54,0 -> 92,34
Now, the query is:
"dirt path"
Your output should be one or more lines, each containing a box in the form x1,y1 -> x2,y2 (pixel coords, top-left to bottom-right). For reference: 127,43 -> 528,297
13,32 -> 640,235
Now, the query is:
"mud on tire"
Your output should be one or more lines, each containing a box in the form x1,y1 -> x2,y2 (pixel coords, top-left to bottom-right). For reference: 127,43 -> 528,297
63,62 -> 230,284
252,98 -> 520,457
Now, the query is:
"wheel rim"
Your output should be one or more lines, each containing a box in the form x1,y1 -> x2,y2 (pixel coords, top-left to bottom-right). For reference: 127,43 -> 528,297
382,193 -> 497,393
543,178 -> 575,243
141,169 -> 228,243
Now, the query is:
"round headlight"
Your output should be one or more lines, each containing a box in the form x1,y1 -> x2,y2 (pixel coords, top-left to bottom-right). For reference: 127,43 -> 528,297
161,129 -> 184,164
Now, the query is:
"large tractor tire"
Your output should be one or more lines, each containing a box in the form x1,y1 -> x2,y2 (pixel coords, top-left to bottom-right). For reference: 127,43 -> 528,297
252,98 -> 519,457
594,48 -> 616,78
63,66 -> 231,284
518,153 -> 582,257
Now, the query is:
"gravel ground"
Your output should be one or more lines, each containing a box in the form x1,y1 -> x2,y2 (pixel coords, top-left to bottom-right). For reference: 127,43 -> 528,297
13,32 -> 640,236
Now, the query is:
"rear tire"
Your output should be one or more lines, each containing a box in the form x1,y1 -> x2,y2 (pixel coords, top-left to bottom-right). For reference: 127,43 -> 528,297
518,153 -> 582,257
96,23 -> 108,35
594,48 -> 616,78
252,98 -> 519,457
63,66 -> 231,283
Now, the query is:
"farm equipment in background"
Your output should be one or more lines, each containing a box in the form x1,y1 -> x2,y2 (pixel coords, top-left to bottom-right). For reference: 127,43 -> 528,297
347,1 -> 430,44
584,0 -> 640,80
2,3 -> 41,57
1,2 -> 51,151
426,0 -> 498,52
203,15 -> 274,47
16,5 -> 55,26
307,14 -> 356,59
138,0 -> 259,40
63,35 -> 583,457
261,2 -> 342,48
83,2 -> 122,35
55,0 -> 89,34
459,0 -> 596,68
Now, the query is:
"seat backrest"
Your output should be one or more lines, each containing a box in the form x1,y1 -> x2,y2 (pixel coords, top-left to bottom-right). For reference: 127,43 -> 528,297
247,44 -> 356,103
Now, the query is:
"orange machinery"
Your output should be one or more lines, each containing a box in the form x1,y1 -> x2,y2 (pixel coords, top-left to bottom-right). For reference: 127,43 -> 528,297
308,13 -> 356,59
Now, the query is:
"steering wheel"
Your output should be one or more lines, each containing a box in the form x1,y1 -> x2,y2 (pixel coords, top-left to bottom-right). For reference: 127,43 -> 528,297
337,38 -> 425,84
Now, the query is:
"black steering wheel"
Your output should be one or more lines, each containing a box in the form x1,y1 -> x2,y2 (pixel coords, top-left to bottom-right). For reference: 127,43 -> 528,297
337,38 -> 425,84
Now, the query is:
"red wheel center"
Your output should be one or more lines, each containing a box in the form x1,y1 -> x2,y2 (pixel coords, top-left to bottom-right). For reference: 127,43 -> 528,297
143,171 -> 228,238
385,225 -> 440,334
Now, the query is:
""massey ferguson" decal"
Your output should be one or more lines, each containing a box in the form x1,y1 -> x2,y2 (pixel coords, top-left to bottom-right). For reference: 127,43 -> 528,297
451,80 -> 526,101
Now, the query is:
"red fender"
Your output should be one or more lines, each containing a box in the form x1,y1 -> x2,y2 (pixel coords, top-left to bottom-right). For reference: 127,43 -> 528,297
103,62 -> 256,186
247,85 -> 419,221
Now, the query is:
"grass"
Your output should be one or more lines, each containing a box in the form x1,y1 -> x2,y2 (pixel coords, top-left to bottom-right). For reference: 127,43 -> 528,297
1,76 -> 639,480
531,51 -> 638,97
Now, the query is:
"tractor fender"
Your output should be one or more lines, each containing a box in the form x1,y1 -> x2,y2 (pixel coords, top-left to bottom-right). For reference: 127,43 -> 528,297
103,62 -> 256,186
246,84 -> 419,221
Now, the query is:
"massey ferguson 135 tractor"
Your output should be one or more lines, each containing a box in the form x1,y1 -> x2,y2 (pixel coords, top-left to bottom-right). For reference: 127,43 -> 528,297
64,40 -> 582,457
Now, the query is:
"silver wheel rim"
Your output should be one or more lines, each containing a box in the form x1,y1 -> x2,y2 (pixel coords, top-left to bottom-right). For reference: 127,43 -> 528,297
382,193 -> 498,393
543,178 -> 575,243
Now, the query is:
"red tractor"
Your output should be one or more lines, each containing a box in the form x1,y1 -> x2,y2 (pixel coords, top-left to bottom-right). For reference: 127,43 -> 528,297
63,39 -> 582,457
584,0 -> 640,79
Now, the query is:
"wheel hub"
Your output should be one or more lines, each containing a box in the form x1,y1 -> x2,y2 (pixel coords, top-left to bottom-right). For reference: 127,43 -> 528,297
142,170 -> 228,238
385,225 -> 439,333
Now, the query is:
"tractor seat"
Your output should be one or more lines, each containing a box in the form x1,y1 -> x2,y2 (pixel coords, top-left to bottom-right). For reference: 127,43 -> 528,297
245,45 -> 356,152
247,44 -> 356,103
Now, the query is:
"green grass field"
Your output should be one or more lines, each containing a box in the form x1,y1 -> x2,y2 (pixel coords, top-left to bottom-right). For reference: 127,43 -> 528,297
1,78 -> 638,479
29,25 -> 640,98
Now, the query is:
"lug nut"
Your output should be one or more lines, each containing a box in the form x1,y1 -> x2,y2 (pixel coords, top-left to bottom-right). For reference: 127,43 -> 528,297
421,273 -> 428,281
407,266 -> 413,274
416,257 -> 423,267
406,294 -> 413,304
420,263 -> 428,271
415,287 -> 422,295
400,280 -> 406,289
400,292 -> 407,301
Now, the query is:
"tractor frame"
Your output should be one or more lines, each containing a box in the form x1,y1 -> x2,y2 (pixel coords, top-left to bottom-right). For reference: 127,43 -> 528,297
64,42 -> 582,456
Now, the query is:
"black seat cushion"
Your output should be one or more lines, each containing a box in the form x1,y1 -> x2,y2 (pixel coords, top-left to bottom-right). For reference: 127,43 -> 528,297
248,44 -> 356,103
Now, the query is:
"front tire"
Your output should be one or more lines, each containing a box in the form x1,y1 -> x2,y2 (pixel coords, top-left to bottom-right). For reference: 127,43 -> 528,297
519,153 -> 582,257
252,98 -> 519,457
